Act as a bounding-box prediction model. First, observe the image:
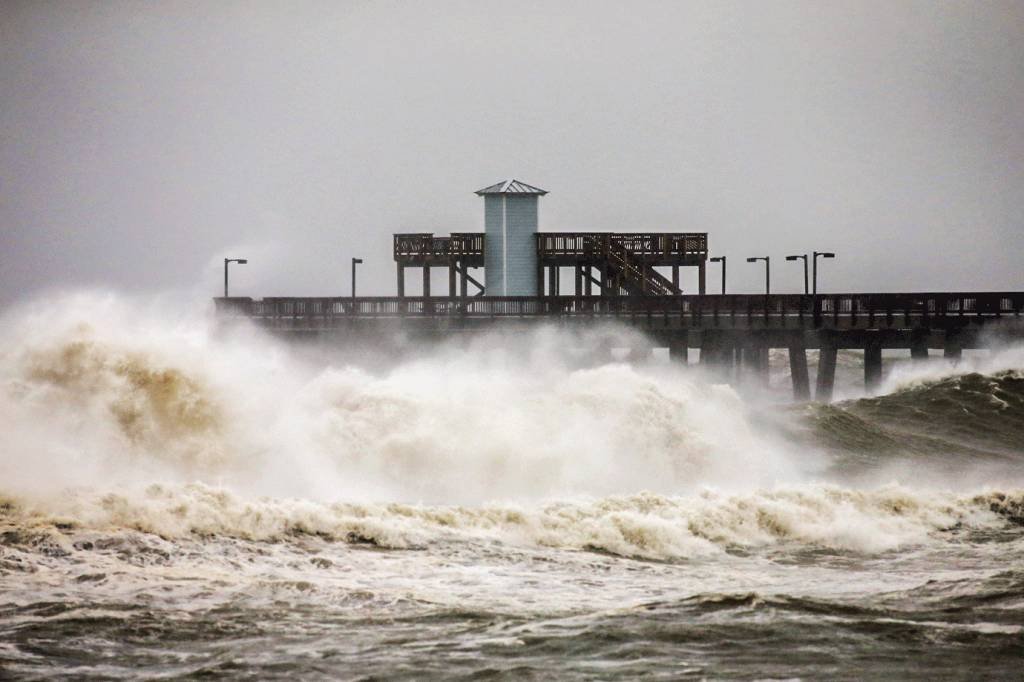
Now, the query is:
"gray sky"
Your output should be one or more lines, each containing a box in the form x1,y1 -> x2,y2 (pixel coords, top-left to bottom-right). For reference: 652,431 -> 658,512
2,0 -> 1022,305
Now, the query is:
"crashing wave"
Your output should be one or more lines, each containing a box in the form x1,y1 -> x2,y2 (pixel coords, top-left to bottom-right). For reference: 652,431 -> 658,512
2,483 -> 1021,561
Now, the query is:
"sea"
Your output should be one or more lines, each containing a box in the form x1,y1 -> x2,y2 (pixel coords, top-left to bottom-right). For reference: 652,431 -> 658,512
1,293 -> 1022,680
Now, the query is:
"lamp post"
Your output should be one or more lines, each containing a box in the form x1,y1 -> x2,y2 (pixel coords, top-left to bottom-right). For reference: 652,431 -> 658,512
351,257 -> 363,298
223,258 -> 247,297
785,254 -> 809,294
812,252 -> 835,296
746,256 -> 770,295
709,256 -> 726,294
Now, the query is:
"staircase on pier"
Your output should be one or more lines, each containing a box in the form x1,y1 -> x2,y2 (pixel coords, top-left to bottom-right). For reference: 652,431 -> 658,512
601,237 -> 682,295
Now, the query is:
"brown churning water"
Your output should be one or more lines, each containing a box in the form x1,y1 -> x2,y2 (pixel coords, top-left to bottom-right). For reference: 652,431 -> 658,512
1,293 -> 1023,679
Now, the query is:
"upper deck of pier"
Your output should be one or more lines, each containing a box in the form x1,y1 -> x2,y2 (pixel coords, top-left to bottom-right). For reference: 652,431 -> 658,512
393,231 -> 709,297
393,232 -> 708,267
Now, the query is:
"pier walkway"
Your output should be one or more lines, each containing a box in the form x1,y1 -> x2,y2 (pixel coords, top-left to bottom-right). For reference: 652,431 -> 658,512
215,291 -> 1024,401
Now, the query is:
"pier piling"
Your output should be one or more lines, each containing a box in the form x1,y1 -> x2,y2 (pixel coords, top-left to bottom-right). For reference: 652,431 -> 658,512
865,336 -> 883,391
815,337 -> 838,402
911,331 -> 929,362
216,292 -> 1024,404
788,338 -> 810,401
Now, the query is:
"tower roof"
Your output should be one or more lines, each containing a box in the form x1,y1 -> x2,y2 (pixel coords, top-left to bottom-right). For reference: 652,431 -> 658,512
474,179 -> 548,196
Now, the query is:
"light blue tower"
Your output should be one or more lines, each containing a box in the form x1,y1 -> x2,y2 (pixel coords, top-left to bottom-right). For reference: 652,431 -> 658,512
475,179 -> 547,296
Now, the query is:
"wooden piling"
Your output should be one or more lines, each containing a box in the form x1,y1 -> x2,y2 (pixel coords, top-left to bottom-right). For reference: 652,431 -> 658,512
669,342 -> 688,365
944,329 -> 963,362
910,330 -> 929,361
815,337 -> 837,402
865,336 -> 882,391
789,337 -> 810,401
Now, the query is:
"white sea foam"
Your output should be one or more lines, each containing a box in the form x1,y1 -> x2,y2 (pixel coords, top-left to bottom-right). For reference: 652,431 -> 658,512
878,344 -> 1024,395
0,292 -> 799,506
3,482 -> 1018,560
1,292 -> 1021,562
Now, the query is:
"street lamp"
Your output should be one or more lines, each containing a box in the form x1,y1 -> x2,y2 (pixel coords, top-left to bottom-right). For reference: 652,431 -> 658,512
812,252 -> 835,296
223,258 -> 247,297
785,254 -> 809,294
351,257 -> 363,297
709,256 -> 727,294
746,256 -> 770,295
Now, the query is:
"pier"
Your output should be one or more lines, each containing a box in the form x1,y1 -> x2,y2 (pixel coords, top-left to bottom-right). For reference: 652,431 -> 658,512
394,231 -> 708,298
215,179 -> 1023,401
215,291 -> 1024,401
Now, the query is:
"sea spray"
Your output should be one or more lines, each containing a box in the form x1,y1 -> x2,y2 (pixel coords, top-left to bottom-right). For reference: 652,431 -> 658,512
3,293 -> 1024,679
0,292 -> 800,505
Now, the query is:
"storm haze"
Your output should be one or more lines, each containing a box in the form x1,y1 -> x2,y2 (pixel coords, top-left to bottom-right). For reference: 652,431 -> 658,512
2,0 -> 1022,305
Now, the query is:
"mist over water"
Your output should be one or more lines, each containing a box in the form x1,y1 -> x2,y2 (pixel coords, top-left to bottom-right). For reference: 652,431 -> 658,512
2,292 -> 1023,678
0,292 -> 800,504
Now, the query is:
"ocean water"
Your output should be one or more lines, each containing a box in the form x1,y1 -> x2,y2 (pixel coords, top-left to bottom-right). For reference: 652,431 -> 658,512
1,294 -> 1022,679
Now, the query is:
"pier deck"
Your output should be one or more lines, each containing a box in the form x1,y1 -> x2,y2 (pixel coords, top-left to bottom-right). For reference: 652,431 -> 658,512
216,292 -> 1024,401
394,232 -> 709,296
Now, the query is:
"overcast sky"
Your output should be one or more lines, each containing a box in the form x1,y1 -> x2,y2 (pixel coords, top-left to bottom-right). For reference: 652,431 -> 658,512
2,0 -> 1022,305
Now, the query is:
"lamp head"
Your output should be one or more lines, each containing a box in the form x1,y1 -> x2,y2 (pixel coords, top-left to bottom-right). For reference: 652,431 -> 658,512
236,259 -> 248,265
352,258 -> 364,264
746,257 -> 760,263
710,256 -> 724,263
821,252 -> 835,259
785,255 -> 800,261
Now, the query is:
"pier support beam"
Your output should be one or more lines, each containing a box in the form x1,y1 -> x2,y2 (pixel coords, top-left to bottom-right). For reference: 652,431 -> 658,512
911,330 -> 929,361
397,265 -> 405,297
944,329 -> 963,362
699,331 -> 735,378
740,344 -> 769,385
422,266 -> 430,297
865,336 -> 883,392
448,263 -> 457,297
669,342 -> 688,365
698,261 -> 706,296
699,333 -> 719,368
603,264 -> 615,296
815,336 -> 837,403
548,266 -> 559,296
788,338 -> 810,401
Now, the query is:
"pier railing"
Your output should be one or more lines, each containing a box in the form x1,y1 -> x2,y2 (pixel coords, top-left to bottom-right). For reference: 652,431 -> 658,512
393,232 -> 709,261
393,233 -> 484,259
536,233 -> 707,257
216,292 -> 1024,328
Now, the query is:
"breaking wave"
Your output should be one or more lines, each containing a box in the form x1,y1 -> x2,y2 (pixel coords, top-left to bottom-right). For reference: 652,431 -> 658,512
2,292 -> 1024,561
0,293 -> 800,506
798,371 -> 1024,469
2,483 -> 1022,561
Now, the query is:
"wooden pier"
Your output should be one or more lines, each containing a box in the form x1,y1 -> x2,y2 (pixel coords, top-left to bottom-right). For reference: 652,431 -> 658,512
393,232 -> 709,297
215,291 -> 1024,401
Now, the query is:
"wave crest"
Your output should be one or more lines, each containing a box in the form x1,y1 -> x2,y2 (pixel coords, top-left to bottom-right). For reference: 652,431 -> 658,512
3,484 -> 1020,561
